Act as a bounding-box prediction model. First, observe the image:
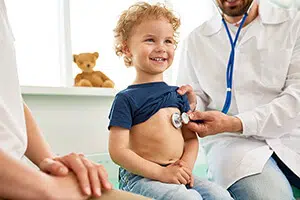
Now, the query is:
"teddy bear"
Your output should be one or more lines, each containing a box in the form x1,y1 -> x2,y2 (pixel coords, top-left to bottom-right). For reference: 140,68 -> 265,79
73,52 -> 115,88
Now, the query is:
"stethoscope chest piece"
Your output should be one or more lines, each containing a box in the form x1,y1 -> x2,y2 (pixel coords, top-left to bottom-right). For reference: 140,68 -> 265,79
181,112 -> 190,124
171,112 -> 182,129
171,112 -> 190,129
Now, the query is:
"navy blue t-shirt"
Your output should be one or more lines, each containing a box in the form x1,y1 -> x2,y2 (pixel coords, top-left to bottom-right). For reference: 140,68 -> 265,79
108,82 -> 190,130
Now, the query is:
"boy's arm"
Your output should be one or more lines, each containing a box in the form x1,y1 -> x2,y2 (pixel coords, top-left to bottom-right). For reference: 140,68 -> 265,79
180,125 -> 199,170
109,127 -> 164,181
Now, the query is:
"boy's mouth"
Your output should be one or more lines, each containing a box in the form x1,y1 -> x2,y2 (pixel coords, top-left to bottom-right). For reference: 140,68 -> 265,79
150,57 -> 167,62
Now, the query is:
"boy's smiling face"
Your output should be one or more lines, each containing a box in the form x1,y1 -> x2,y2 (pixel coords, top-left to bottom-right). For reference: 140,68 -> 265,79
124,18 -> 175,80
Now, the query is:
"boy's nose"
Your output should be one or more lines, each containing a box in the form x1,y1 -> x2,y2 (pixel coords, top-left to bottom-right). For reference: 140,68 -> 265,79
155,45 -> 166,53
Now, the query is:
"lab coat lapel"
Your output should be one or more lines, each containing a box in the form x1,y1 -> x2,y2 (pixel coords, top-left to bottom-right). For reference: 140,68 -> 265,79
237,0 -> 295,47
237,18 -> 263,47
200,14 -> 222,36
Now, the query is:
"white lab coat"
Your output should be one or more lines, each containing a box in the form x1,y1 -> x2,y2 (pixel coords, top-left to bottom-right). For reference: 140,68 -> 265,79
177,0 -> 300,188
0,0 -> 27,159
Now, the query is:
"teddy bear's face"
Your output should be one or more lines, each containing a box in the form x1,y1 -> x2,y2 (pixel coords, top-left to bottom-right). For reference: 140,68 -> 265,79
73,52 -> 99,72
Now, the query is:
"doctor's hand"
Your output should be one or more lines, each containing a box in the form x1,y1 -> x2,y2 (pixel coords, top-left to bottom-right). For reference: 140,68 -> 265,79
39,153 -> 112,198
177,84 -> 197,111
187,110 -> 243,137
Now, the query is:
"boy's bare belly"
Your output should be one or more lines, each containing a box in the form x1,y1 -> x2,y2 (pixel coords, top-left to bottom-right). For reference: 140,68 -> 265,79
130,107 -> 184,165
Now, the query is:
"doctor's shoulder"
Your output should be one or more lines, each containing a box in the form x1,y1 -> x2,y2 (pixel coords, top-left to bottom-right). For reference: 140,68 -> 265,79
182,14 -> 220,47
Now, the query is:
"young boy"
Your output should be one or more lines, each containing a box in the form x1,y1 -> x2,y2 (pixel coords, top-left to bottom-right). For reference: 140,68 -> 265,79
108,2 -> 233,200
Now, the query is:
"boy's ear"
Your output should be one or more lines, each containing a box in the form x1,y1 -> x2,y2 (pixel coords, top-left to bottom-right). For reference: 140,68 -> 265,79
122,43 -> 132,57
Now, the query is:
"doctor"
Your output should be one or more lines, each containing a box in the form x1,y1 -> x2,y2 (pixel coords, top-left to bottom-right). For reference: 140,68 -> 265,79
177,0 -> 300,199
0,0 -> 149,199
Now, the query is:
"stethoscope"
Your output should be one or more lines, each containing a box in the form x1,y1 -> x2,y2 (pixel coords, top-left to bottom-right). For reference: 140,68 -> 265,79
221,14 -> 248,114
171,112 -> 190,129
171,1 -> 254,129
211,0 -> 255,114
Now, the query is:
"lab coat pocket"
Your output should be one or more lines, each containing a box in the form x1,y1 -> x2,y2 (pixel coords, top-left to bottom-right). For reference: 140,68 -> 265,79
259,49 -> 292,89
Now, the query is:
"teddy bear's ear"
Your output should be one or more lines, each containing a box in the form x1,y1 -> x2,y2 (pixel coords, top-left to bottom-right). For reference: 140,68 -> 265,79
93,52 -> 99,59
73,54 -> 77,63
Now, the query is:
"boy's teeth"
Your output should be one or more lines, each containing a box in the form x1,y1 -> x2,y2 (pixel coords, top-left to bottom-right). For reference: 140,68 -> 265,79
152,58 -> 165,61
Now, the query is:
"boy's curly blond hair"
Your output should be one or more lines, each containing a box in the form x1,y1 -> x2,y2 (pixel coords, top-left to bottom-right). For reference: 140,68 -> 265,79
114,2 -> 181,67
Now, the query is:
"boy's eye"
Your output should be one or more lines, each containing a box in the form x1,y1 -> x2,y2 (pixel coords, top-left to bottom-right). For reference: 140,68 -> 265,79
165,39 -> 174,44
145,38 -> 154,42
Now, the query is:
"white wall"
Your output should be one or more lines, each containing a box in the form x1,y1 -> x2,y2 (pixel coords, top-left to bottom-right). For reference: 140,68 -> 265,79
22,87 -> 121,185
22,87 -> 115,156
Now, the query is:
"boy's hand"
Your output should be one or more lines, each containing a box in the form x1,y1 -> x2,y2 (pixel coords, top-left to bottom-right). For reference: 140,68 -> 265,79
174,160 -> 194,187
159,163 -> 192,185
39,153 -> 112,198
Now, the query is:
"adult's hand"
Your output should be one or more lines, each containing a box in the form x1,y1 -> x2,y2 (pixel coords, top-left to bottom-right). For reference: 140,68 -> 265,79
39,153 -> 112,197
47,172 -> 89,200
187,110 -> 243,137
177,85 -> 197,111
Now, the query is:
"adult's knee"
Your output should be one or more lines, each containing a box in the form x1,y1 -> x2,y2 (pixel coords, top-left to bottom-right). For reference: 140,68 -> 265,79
168,188 -> 203,200
229,158 -> 296,200
228,175 -> 294,200
192,178 -> 233,200
207,189 -> 233,200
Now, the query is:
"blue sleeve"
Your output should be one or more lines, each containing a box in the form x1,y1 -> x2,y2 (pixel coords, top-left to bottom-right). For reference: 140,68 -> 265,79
182,94 -> 191,113
108,93 -> 133,130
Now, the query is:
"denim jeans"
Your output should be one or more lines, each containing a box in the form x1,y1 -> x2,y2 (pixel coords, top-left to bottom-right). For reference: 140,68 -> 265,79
119,168 -> 233,200
228,154 -> 300,200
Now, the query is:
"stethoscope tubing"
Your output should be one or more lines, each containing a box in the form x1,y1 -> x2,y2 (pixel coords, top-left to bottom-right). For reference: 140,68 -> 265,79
221,13 -> 248,114
210,0 -> 254,114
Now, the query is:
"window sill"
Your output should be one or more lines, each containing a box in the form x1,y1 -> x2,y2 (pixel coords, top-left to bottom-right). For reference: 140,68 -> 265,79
21,86 -> 118,97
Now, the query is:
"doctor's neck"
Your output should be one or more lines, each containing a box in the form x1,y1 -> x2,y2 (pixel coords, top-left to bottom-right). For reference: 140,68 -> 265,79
224,2 -> 259,27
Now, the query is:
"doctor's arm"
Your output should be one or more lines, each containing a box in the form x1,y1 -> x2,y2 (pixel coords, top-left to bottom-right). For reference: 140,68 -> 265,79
184,37 -> 300,139
234,35 -> 300,139
186,110 -> 243,137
